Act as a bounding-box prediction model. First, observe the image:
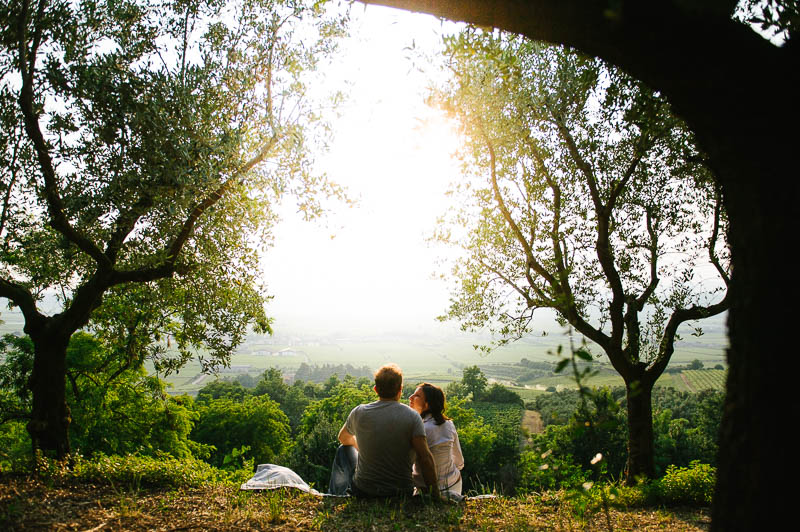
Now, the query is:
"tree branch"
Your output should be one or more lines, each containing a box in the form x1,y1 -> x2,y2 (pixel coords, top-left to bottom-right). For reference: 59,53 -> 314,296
482,130 -> 556,288
15,0 -> 111,271
0,276 -> 41,326
551,111 -> 626,349
651,294 -> 730,378
708,184 -> 730,286
635,207 -> 660,309
110,134 -> 281,286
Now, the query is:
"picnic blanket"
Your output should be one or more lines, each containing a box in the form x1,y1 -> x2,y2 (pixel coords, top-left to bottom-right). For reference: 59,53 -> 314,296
240,464 -> 328,496
240,464 -> 478,501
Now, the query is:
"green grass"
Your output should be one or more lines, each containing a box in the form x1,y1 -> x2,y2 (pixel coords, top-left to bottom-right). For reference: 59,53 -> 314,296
0,473 -> 712,531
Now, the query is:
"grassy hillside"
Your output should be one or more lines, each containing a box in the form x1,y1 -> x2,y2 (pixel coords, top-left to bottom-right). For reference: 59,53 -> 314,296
0,476 -> 711,531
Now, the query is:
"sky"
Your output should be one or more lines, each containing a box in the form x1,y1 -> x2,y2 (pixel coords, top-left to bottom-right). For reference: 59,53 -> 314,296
260,5 -> 476,336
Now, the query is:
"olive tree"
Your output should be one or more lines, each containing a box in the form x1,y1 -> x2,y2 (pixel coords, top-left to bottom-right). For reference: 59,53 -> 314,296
433,33 -> 729,481
0,0 -> 347,458
360,1 -> 796,529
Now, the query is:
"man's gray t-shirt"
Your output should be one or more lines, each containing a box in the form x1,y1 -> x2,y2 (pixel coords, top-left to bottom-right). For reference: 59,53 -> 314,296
344,400 -> 426,496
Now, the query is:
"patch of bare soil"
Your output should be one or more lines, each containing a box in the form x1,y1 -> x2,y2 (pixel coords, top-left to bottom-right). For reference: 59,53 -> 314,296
522,409 -> 544,435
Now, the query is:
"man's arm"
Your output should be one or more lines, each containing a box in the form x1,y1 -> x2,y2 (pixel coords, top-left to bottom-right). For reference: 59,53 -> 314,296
338,425 -> 358,451
411,435 -> 439,498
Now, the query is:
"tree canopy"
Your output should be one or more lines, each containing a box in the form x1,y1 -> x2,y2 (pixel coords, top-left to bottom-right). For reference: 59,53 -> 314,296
432,32 -> 729,480
0,0 -> 348,456
360,2 -> 797,526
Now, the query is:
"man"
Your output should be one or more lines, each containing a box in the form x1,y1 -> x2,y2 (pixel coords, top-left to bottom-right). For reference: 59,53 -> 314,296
330,363 -> 439,498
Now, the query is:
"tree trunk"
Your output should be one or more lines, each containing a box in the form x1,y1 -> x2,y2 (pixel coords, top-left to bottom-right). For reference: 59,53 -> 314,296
26,326 -> 72,459
624,377 -> 655,483
710,168 -> 796,531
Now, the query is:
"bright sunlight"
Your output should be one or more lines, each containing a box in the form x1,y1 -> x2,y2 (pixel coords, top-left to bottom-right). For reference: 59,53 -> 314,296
262,6 -> 465,335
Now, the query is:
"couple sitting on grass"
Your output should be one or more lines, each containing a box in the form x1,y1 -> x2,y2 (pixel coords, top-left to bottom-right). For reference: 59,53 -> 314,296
328,363 -> 464,500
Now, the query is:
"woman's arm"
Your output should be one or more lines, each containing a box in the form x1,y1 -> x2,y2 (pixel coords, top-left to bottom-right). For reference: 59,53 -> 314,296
451,423 -> 465,470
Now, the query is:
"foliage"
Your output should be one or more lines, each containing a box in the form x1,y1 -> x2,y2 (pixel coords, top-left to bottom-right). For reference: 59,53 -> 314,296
196,380 -> 248,405
528,383 -> 723,480
481,382 -> 524,405
533,389 -> 585,427
281,416 -> 340,490
293,363 -> 374,384
431,31 -> 730,480
32,452 -> 253,489
0,421 -> 31,472
737,0 -> 799,43
253,368 -> 290,401
461,365 -> 488,401
0,335 -> 33,426
0,332 -> 200,461
252,368 -> 311,433
444,380 -> 469,400
434,33 -> 729,357
517,447 -> 588,493
64,333 -> 198,458
655,461 -> 716,506
191,395 -> 290,469
298,381 -> 375,435
0,0 -> 348,455
445,399 -> 497,493
467,400 -> 525,491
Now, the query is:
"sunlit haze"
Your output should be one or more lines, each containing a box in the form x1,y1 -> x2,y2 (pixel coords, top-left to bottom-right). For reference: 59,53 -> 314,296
261,6 -> 472,336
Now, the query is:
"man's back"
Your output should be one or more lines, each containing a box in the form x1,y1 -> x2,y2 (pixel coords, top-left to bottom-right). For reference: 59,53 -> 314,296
344,400 -> 425,496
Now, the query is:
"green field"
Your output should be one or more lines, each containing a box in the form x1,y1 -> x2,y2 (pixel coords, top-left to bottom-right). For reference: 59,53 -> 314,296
1,307 -> 728,397
681,369 -> 726,391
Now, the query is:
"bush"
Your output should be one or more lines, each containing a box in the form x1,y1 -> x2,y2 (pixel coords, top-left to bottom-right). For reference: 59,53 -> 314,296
481,383 -> 524,405
517,448 -> 588,493
0,421 -> 33,473
572,461 -> 716,512
35,453 -> 250,489
192,395 -> 290,468
655,461 -> 716,505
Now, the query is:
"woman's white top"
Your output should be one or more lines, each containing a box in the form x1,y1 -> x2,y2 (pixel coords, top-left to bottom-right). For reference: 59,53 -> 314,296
412,415 -> 464,492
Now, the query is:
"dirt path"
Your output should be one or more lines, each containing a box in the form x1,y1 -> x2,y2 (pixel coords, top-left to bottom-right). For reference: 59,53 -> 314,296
521,410 -> 544,435
680,372 -> 697,393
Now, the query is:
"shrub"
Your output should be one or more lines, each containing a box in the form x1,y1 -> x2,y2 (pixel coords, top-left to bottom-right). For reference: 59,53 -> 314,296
516,448 -> 588,493
0,421 -> 33,473
192,395 -> 290,468
35,453 -> 251,489
481,383 -> 523,405
655,461 -> 716,505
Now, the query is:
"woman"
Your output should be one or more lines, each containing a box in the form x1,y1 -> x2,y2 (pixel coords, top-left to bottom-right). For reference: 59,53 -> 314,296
409,382 -> 464,497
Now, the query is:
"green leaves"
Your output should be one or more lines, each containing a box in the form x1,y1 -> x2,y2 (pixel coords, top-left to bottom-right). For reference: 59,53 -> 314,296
433,31 -> 729,369
0,0 -> 349,370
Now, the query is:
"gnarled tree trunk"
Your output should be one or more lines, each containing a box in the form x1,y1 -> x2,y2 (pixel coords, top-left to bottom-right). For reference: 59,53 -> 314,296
26,324 -> 73,459
624,377 -> 655,481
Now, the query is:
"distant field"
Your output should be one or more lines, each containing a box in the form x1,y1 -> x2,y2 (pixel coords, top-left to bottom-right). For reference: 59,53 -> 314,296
151,342 -> 728,396
681,369 -> 726,392
1,308 -> 728,397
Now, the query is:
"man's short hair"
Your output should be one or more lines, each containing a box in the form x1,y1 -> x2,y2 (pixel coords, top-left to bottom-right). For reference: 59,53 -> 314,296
374,363 -> 403,398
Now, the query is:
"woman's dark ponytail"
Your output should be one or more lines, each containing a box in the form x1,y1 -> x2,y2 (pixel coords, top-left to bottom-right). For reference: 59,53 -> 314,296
418,382 -> 450,425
